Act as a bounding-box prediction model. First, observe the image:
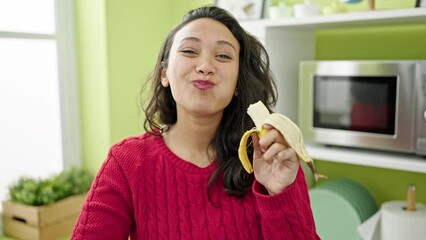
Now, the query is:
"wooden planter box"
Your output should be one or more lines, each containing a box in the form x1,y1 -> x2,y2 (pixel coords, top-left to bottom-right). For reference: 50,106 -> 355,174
2,194 -> 86,240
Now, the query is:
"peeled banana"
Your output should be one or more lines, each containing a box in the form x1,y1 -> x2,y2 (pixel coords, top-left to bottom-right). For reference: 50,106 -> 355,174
238,101 -> 325,181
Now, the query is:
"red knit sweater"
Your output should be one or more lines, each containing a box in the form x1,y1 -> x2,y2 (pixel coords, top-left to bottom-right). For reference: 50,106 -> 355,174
72,133 -> 319,240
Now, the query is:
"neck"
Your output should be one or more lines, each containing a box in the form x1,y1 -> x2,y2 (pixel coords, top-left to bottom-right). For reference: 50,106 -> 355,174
162,112 -> 222,168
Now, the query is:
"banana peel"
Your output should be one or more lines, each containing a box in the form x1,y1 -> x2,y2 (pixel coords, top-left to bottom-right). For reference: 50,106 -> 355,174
238,101 -> 326,181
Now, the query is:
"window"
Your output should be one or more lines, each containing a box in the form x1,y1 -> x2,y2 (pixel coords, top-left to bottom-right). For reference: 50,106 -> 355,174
0,0 -> 80,216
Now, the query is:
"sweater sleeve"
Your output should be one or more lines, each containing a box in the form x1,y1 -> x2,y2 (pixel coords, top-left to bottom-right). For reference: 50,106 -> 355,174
252,166 -> 320,240
71,151 -> 133,240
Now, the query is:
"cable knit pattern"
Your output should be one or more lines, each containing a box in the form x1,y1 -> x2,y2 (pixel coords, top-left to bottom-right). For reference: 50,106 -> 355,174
71,133 -> 319,240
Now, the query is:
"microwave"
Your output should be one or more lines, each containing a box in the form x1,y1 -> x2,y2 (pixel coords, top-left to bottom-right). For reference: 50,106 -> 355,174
298,60 -> 426,156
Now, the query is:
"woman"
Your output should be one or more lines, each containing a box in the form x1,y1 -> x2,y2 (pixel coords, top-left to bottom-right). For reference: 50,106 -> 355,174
72,6 -> 319,240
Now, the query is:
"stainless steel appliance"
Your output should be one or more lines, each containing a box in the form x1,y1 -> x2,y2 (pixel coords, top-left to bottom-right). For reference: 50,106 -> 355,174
299,60 -> 426,155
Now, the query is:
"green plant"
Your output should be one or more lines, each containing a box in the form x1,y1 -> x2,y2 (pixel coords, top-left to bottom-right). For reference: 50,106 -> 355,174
8,167 -> 94,206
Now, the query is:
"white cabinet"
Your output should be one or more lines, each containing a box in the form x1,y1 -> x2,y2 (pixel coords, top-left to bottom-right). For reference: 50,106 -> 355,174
240,8 -> 426,173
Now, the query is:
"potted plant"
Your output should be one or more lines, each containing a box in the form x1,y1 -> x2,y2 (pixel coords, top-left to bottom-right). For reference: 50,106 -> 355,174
2,167 -> 93,240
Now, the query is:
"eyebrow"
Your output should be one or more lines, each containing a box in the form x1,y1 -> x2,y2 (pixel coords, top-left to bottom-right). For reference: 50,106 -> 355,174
180,37 -> 237,53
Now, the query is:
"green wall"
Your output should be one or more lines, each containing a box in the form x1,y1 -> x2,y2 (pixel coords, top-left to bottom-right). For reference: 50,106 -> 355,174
75,0 -> 111,174
316,23 -> 426,60
315,23 -> 426,205
75,1 -> 425,205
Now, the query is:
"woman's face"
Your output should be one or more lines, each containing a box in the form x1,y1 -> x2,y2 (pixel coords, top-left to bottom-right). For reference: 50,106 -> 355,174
161,18 -> 240,119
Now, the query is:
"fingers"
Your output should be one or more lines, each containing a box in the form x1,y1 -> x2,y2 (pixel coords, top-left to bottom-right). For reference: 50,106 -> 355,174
272,148 -> 298,165
257,126 -> 295,162
262,142 -> 287,160
251,125 -> 300,194
258,126 -> 288,151
252,126 -> 295,162
251,132 -> 262,159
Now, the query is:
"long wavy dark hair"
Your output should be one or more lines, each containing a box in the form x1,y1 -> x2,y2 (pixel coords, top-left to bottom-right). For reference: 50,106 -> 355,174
141,6 -> 277,197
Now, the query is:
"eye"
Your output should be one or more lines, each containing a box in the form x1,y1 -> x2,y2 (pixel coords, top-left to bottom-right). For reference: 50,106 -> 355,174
180,48 -> 197,56
216,53 -> 232,61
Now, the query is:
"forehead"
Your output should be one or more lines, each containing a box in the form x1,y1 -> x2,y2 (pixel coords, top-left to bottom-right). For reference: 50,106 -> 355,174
173,18 -> 240,50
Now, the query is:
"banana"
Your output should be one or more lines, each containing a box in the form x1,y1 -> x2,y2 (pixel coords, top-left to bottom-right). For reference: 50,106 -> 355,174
238,101 -> 326,181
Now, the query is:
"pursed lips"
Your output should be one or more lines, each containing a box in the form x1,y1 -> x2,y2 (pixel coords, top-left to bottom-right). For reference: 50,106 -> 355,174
191,80 -> 215,90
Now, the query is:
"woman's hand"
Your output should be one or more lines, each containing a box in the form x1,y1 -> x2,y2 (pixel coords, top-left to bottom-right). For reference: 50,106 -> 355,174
252,124 -> 300,195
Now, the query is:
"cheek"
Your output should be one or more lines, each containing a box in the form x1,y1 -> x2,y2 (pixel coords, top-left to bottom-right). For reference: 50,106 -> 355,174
165,65 -> 179,86
167,59 -> 191,81
227,63 -> 239,88
222,75 -> 239,98
165,67 -> 186,98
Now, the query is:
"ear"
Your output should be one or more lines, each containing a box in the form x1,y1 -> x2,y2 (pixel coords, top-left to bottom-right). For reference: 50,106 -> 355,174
161,68 -> 169,87
234,87 -> 238,97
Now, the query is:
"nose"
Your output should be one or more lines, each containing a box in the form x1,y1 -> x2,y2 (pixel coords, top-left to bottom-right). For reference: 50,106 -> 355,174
196,56 -> 215,76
